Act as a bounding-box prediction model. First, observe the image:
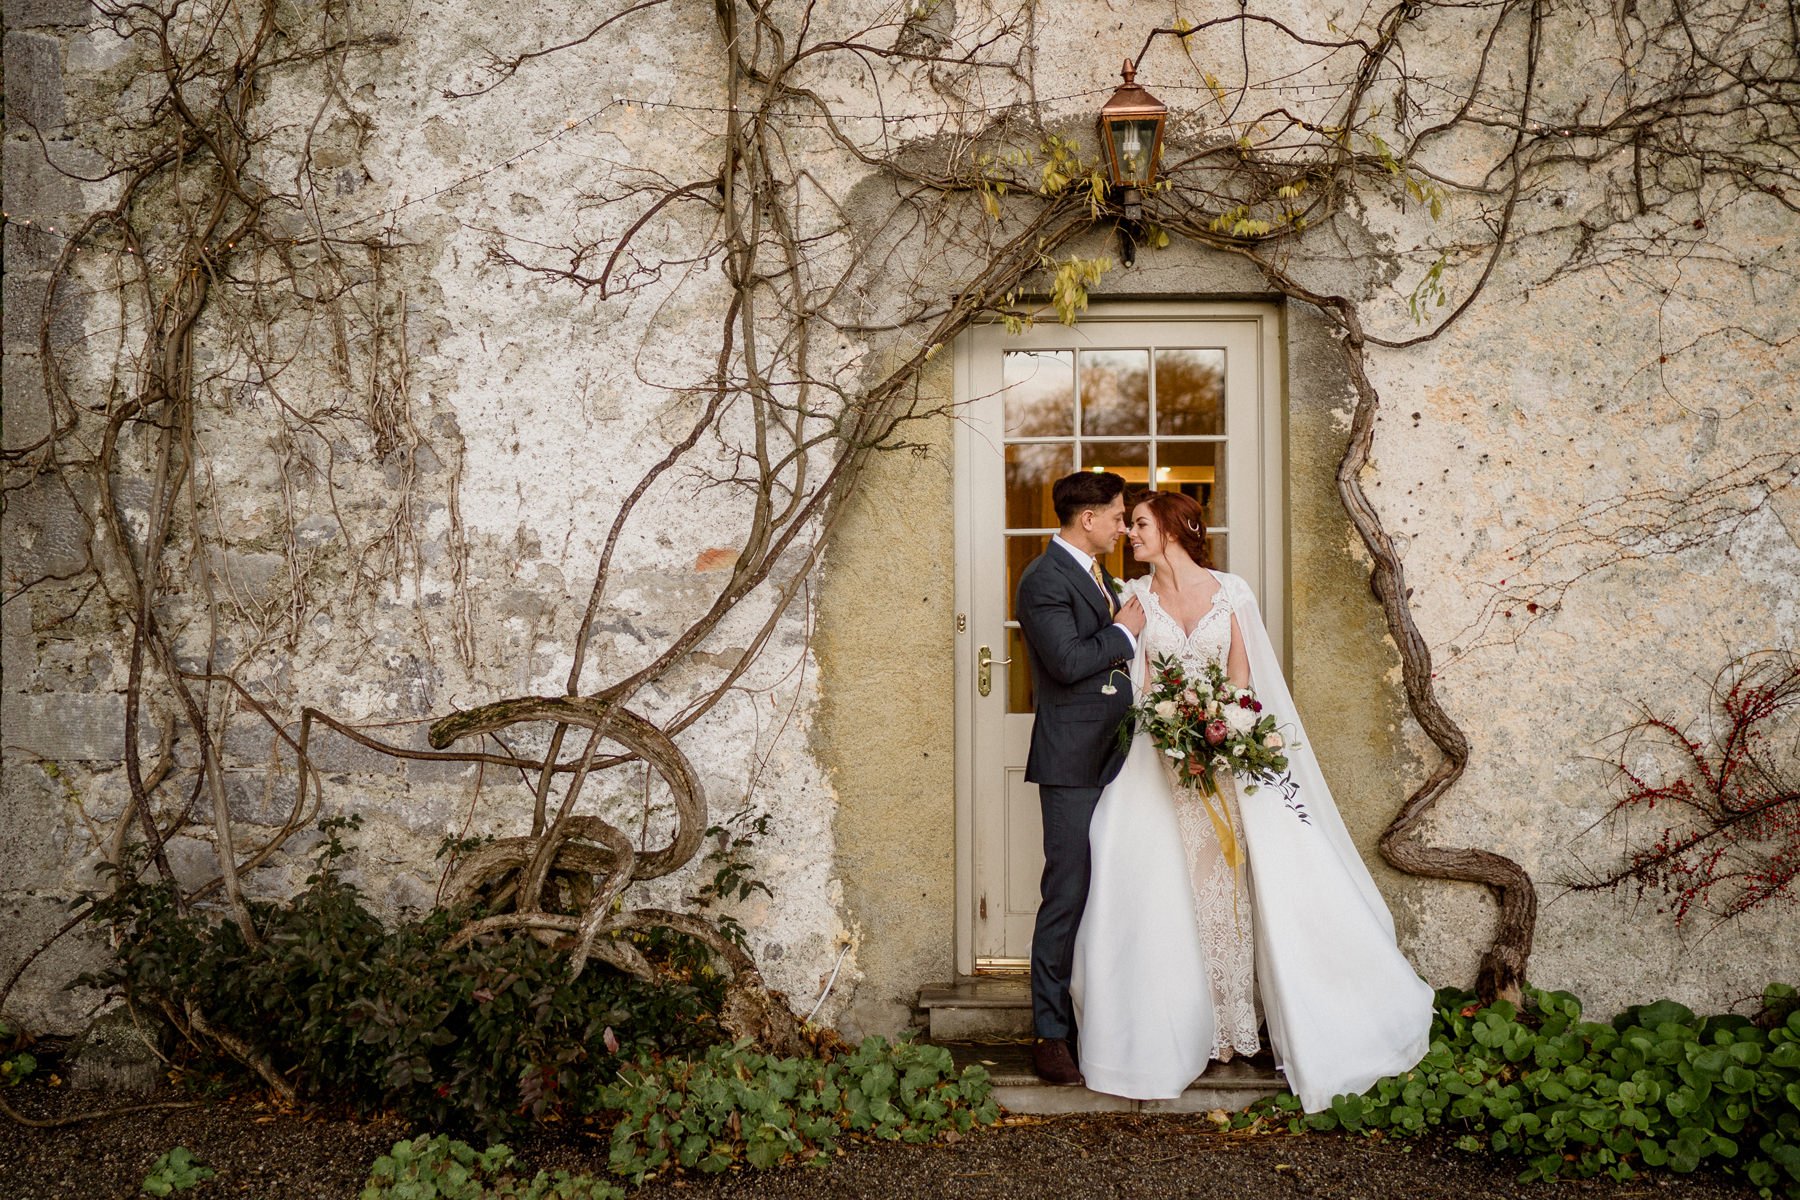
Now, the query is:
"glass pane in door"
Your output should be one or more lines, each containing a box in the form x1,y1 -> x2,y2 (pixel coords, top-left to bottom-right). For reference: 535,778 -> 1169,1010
1003,351 -> 1074,436
1081,440 -> 1147,484
1080,349 -> 1149,436
1156,440 -> 1225,529
1005,443 -> 1072,528
1155,348 -> 1225,434
1006,626 -> 1034,713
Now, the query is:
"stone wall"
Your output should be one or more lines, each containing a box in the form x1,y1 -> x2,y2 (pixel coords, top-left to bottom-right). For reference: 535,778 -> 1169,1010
3,0 -> 1796,1043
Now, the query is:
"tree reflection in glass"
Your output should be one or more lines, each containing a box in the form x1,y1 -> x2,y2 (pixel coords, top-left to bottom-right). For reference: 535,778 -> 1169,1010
1154,348 -> 1224,435
1005,443 -> 1073,528
1002,350 -> 1073,437
1080,350 -> 1149,436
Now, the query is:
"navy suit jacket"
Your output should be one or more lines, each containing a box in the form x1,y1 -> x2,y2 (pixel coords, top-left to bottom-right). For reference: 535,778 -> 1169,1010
1015,543 -> 1135,787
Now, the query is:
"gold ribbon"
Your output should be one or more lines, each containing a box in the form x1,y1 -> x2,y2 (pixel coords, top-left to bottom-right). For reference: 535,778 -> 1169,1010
1194,766 -> 1247,932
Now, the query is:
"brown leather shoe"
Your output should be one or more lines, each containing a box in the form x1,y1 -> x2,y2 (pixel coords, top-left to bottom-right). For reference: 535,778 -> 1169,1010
1031,1038 -> 1085,1086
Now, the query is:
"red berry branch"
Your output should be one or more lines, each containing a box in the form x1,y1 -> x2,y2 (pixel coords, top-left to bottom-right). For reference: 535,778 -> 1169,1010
1568,652 -> 1800,927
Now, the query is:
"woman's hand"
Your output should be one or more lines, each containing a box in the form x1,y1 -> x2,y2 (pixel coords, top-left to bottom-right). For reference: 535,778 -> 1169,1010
1117,594 -> 1146,637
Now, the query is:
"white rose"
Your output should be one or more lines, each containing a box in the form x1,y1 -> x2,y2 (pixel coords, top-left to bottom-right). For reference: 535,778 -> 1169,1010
1263,732 -> 1285,750
1154,700 -> 1178,719
1224,705 -> 1256,735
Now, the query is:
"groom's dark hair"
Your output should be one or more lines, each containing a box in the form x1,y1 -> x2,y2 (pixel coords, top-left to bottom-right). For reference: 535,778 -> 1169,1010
1052,470 -> 1126,526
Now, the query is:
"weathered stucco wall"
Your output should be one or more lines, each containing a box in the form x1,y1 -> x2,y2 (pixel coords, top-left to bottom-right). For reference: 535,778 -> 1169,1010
3,0 -> 1796,1044
813,358 -> 958,1039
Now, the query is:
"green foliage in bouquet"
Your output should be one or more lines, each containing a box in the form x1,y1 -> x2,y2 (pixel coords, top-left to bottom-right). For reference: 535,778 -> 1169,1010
594,1036 -> 1000,1184
1242,983 -> 1800,1198
1122,654 -> 1291,792
361,1135 -> 623,1200
80,821 -> 729,1136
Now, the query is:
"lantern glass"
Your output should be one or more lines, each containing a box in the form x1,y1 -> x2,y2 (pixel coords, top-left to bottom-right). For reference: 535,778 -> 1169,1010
1106,117 -> 1161,187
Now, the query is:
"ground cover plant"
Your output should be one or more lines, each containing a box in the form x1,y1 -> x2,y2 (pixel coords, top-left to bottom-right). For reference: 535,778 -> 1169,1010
361,1136 -> 623,1200
596,1037 -> 999,1182
351,1038 -> 997,1196
1243,983 -> 1800,1199
139,1146 -> 214,1196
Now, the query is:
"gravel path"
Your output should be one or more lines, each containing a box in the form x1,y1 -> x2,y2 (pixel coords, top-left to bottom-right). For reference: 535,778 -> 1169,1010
1,1082 -> 1760,1200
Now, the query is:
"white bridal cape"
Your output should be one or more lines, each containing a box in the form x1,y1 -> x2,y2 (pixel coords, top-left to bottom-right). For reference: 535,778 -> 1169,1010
1069,571 -> 1433,1112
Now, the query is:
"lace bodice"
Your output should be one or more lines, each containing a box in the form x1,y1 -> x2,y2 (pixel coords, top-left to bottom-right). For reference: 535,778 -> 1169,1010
1131,577 -> 1233,676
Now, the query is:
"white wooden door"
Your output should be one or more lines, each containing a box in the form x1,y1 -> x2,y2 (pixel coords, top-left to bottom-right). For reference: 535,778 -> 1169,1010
954,305 -> 1284,971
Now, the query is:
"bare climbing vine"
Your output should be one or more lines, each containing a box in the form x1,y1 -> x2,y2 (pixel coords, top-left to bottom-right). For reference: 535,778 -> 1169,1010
3,0 -> 1797,1076
419,0 -> 1796,1005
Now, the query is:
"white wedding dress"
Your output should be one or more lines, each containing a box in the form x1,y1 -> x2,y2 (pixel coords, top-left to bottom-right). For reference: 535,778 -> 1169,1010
1070,571 -> 1434,1111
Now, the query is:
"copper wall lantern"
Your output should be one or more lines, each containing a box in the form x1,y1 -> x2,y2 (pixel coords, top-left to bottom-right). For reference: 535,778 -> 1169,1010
1098,59 -> 1167,192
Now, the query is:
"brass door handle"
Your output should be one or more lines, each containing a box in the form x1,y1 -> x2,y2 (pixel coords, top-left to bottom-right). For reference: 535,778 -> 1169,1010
978,645 -> 1013,697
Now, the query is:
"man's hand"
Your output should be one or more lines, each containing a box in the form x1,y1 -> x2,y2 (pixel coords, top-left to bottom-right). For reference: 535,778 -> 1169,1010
1116,594 -> 1146,637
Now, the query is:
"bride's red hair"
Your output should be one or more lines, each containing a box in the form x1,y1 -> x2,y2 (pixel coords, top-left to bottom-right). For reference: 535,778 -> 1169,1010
1132,490 -> 1214,568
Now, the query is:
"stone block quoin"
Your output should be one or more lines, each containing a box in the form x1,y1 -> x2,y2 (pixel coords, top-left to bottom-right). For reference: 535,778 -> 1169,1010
3,9 -> 107,774
3,5 -> 93,447
2,0 -> 94,30
2,7 -> 90,486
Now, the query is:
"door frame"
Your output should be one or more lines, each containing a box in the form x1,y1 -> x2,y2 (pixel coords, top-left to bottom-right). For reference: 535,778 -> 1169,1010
950,300 -> 1288,976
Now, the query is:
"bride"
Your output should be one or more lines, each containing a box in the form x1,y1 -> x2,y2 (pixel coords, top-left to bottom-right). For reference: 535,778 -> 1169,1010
1069,490 -> 1433,1111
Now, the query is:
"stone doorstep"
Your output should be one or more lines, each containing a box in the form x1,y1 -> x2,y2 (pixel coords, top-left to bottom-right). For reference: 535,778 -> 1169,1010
937,1039 -> 1284,1116
918,975 -> 1033,1040
921,980 -> 1286,1115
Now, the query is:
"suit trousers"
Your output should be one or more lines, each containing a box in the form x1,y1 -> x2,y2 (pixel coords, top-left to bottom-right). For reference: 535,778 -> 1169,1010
1030,782 -> 1102,1042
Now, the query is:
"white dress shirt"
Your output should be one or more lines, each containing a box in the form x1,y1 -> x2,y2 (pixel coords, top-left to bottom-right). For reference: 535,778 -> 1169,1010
1051,534 -> 1137,654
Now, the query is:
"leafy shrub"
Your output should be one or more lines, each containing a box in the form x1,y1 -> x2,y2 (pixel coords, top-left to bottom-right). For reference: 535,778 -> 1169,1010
361,1135 -> 622,1200
140,1146 -> 214,1196
595,1035 -> 1000,1183
82,828 -> 730,1135
1244,983 -> 1800,1198
0,1020 -> 36,1087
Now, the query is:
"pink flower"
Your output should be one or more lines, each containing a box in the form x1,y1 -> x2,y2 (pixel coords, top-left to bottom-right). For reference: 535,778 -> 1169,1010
1205,720 -> 1229,746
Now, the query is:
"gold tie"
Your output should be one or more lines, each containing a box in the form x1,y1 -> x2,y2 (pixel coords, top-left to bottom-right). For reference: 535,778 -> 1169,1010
1090,561 -> 1111,608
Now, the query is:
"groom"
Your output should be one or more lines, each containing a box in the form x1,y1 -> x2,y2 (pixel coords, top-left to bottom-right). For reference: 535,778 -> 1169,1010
1014,470 -> 1145,1086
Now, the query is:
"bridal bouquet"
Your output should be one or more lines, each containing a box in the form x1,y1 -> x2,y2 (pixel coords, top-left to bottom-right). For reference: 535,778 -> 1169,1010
1120,654 -> 1293,796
